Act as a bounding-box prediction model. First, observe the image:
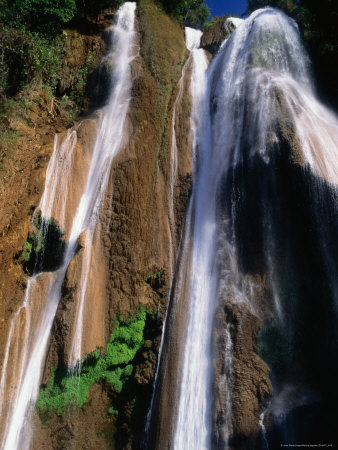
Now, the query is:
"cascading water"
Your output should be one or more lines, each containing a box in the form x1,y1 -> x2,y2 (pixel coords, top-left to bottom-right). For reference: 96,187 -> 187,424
172,35 -> 214,450
1,3 -> 337,448
68,1 -> 137,367
145,27 -> 203,441
149,7 -> 338,449
209,10 -> 338,445
167,28 -> 201,275
0,3 -> 136,449
222,322 -> 233,449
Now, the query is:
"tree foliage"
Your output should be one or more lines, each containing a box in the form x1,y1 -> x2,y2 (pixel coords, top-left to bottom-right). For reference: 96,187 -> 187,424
0,0 -> 77,34
0,0 -> 125,35
0,26 -> 63,97
158,0 -> 210,28
0,0 -> 123,99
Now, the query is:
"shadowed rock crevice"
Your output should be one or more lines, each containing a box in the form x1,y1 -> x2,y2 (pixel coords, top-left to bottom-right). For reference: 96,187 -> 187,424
217,137 -> 338,445
22,213 -> 66,275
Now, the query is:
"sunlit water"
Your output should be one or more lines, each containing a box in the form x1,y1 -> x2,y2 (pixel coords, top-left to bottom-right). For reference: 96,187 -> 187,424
0,3 -> 137,449
167,7 -> 338,450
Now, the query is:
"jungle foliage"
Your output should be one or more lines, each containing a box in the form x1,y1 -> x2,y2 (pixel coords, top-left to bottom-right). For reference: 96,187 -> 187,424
0,0 -> 123,98
0,0 -> 125,35
157,0 -> 210,28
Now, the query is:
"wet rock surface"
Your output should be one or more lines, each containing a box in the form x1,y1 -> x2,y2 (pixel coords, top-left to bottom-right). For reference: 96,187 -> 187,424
201,18 -> 230,55
32,0 -> 192,448
212,302 -> 272,449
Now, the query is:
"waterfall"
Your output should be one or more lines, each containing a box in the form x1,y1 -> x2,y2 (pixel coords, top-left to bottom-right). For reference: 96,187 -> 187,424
173,30 -> 213,450
145,26 -> 203,441
68,0 -> 137,367
1,2 -> 337,448
0,3 -> 137,449
151,7 -> 338,449
259,410 -> 269,449
167,28 -> 202,275
222,322 -> 233,449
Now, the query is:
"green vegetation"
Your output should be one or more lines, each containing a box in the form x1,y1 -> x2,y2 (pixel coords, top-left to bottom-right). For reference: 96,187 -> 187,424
203,14 -> 230,30
22,213 -> 65,273
108,406 -> 119,416
0,0 -> 124,184
0,27 -> 63,97
146,267 -> 165,294
146,268 -> 164,283
22,241 -> 33,262
246,0 -> 338,107
0,0 -> 125,35
158,0 -> 210,28
0,0 -> 77,35
37,310 -> 150,416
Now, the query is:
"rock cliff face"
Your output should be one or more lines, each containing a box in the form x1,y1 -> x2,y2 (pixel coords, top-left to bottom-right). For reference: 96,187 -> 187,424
0,4 -> 337,450
201,17 -> 230,55
0,0 -> 194,448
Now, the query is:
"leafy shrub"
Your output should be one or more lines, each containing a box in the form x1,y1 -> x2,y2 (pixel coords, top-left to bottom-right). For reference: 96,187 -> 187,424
0,0 -> 126,35
22,241 -> 33,262
37,310 -> 150,416
158,0 -> 210,28
146,268 -> 164,283
0,27 -> 62,96
0,0 -> 77,35
108,406 -> 119,416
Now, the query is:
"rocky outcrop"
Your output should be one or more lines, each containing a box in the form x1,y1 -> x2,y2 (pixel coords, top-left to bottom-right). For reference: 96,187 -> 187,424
30,0 -> 194,448
5,2 -> 333,449
213,302 -> 272,449
201,18 -> 230,55
0,8 -> 111,368
217,90 -> 338,446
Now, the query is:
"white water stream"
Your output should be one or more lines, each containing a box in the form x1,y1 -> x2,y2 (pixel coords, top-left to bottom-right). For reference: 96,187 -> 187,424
68,1 -> 137,367
1,5 -> 338,450
167,7 -> 338,450
145,27 -> 203,440
167,28 -> 202,275
0,3 -> 136,448
173,30 -> 213,450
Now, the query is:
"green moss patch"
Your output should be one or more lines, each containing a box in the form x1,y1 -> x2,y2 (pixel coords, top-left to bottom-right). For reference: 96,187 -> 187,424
37,310 -> 151,416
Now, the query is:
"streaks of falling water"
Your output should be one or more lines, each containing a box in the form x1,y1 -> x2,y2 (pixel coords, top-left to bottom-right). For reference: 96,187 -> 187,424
209,7 -> 338,446
173,35 -> 214,450
39,130 -> 78,232
167,28 -> 201,275
259,411 -> 269,449
0,280 -> 32,420
0,3 -> 137,449
211,8 -> 338,186
170,19 -> 251,450
68,2 -> 138,368
0,272 -> 61,450
169,6 -> 338,450
223,322 -> 233,449
144,26 -> 203,441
